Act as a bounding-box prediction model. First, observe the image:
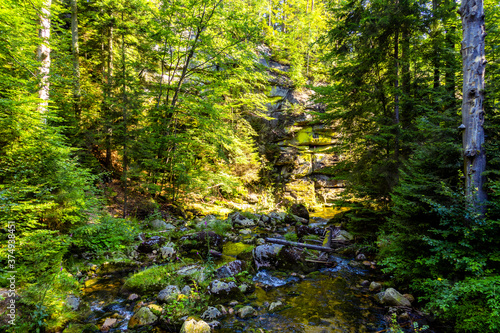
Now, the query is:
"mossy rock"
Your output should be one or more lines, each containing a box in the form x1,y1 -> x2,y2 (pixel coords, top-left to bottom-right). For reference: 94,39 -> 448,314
180,317 -> 211,333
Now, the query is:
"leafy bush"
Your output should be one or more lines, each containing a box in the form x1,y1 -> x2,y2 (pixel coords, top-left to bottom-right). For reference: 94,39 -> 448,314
416,276 -> 500,332
71,216 -> 138,254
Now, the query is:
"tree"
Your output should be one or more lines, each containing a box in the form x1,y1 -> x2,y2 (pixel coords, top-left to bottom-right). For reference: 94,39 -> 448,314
38,0 -> 52,122
459,0 -> 487,210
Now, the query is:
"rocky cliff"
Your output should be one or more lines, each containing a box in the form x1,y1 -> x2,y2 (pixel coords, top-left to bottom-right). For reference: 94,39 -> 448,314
252,46 -> 344,209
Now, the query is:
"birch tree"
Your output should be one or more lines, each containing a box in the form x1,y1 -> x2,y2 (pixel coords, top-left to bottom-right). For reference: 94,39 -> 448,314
459,0 -> 487,208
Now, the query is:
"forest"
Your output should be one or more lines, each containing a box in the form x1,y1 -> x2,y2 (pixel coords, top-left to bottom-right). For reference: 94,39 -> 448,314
1,0 -> 500,332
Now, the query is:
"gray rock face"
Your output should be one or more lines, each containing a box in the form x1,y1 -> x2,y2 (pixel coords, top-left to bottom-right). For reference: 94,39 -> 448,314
201,306 -> 223,321
269,301 -> 284,312
253,244 -> 283,270
237,305 -> 257,318
157,285 -> 181,303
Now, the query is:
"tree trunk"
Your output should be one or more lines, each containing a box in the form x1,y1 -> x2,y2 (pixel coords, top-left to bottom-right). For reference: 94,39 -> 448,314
70,0 -> 81,118
37,0 -> 52,123
459,0 -> 487,209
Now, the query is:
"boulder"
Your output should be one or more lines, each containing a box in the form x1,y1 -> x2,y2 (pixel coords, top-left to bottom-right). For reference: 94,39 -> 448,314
376,288 -> 412,307
157,285 -> 181,303
180,317 -> 211,333
269,301 -> 284,312
253,244 -> 283,270
181,285 -> 192,295
334,230 -> 354,241
201,306 -> 223,321
66,295 -> 80,311
215,260 -> 246,279
369,282 -> 382,292
207,280 -> 241,301
137,236 -> 166,253
100,318 -> 117,332
159,245 -> 176,260
128,307 -> 158,329
150,219 -> 168,230
231,212 -> 257,228
237,306 -> 257,318
290,203 -> 309,220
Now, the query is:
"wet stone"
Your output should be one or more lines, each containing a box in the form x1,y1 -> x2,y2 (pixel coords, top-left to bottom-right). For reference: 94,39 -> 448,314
157,285 -> 181,303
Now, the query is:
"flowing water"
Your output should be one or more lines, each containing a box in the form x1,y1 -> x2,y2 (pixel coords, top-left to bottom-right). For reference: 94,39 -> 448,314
81,255 -> 386,332
218,257 -> 385,333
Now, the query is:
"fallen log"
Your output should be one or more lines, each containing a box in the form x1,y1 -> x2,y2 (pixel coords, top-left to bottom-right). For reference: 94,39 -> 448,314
265,237 -> 348,252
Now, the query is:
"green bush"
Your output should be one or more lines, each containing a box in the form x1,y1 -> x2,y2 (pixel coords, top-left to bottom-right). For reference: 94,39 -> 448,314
71,216 -> 138,254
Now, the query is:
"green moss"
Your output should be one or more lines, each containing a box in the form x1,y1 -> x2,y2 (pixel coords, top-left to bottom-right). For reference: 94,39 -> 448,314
123,264 -> 182,293
223,242 -> 255,257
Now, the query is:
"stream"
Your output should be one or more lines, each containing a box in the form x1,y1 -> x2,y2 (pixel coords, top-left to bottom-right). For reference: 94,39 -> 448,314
81,254 -> 387,332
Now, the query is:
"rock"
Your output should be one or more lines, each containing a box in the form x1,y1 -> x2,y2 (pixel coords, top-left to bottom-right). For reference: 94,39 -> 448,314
180,317 -> 211,333
268,301 -> 284,312
207,280 -> 241,301
127,293 -> 139,301
128,306 -> 158,328
201,306 -> 223,321
276,246 -> 305,270
356,253 -> 367,261
216,304 -> 228,315
66,294 -> 80,311
231,212 -> 257,228
208,320 -> 221,330
100,318 -> 117,332
237,305 -> 257,318
334,230 -> 354,241
253,244 -> 283,270
181,285 -> 192,295
378,288 -> 412,307
147,303 -> 163,315
403,294 -> 415,304
159,246 -> 176,260
238,284 -> 248,293
157,285 -> 181,303
150,219 -> 168,230
284,214 -> 308,225
369,282 -> 382,292
360,280 -> 370,287
137,236 -> 166,253
239,228 -> 252,235
177,265 -> 207,283
290,203 -> 309,220
296,225 -> 324,239
215,260 -> 246,279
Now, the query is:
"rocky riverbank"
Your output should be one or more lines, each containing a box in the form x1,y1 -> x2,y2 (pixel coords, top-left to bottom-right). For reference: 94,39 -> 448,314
57,206 -> 432,333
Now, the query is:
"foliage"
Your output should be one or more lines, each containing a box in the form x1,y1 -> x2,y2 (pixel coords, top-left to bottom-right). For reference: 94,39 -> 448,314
70,215 -> 138,255
284,232 -> 298,242
416,276 -> 500,332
